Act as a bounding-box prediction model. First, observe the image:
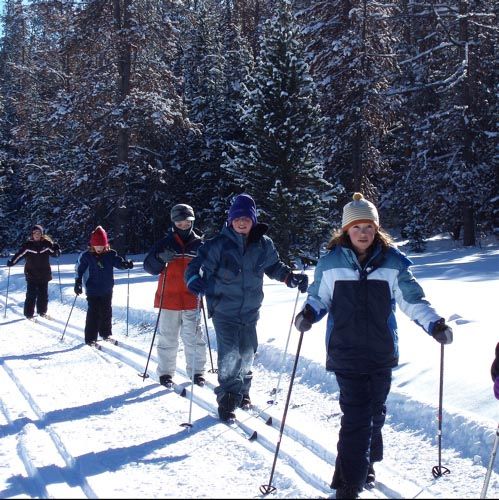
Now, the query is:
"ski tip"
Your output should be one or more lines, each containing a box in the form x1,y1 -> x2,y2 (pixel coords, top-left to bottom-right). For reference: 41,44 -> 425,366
180,388 -> 187,397
265,416 -> 273,426
248,431 -> 257,441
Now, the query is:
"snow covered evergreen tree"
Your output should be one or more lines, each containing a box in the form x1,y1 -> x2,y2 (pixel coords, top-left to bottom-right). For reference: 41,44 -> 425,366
385,1 -> 497,247
222,0 -> 333,262
298,0 -> 401,216
42,0 -> 195,251
177,0 -> 255,237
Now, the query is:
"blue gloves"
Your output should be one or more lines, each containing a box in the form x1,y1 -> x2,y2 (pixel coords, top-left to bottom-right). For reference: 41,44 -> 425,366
187,275 -> 207,296
6,259 -> 14,267
294,305 -> 315,332
431,319 -> 453,344
285,272 -> 308,293
123,260 -> 134,269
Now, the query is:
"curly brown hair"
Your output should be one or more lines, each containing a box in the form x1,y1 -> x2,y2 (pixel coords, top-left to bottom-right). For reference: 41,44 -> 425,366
326,226 -> 394,251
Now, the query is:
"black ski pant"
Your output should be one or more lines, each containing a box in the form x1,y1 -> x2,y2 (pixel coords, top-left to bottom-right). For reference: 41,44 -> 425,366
24,280 -> 49,318
331,368 -> 392,491
84,293 -> 113,344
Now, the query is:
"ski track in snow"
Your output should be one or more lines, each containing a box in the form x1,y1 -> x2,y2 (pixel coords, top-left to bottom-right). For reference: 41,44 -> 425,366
1,262 -> 498,499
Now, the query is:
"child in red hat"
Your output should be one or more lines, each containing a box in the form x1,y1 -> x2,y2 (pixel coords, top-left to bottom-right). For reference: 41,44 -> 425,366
74,226 -> 133,345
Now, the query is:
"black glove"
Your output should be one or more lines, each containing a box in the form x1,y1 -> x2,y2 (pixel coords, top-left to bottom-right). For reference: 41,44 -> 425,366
285,272 -> 308,293
123,260 -> 134,269
294,305 -> 314,332
187,275 -> 207,296
156,247 -> 175,264
432,319 -> 453,345
52,242 -> 61,257
6,259 -> 14,267
74,279 -> 83,295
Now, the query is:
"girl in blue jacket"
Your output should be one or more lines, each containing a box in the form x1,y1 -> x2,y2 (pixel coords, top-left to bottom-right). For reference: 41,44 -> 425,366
185,194 -> 308,422
294,193 -> 453,499
74,226 -> 133,345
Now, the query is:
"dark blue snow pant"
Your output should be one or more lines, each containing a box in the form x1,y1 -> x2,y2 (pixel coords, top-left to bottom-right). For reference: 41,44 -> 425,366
24,280 -> 49,318
84,293 -> 113,344
212,316 -> 258,411
330,368 -> 392,491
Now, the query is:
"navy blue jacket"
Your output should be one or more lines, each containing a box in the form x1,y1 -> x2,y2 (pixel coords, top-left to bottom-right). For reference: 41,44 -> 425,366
185,223 -> 291,323
303,244 -> 442,373
75,249 -> 128,297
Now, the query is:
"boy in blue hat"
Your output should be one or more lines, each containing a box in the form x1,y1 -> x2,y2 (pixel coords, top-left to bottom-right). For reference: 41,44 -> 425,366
185,193 -> 308,422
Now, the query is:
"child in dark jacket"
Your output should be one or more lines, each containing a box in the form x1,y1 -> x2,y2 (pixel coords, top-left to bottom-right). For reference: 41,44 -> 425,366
143,203 -> 206,388
7,224 -> 60,319
185,194 -> 308,422
74,226 -> 133,345
294,193 -> 453,499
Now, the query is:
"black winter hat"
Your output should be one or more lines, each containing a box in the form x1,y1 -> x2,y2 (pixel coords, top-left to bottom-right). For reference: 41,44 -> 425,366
32,224 -> 44,234
171,204 -> 195,222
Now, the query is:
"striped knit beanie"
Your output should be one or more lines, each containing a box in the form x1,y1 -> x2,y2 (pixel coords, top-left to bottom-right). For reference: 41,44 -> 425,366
341,193 -> 379,231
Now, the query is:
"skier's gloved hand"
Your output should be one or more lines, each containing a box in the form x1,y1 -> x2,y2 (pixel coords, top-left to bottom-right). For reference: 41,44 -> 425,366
187,275 -> 207,296
294,304 -> 314,332
431,319 -> 453,345
123,260 -> 134,269
285,272 -> 308,293
156,247 -> 175,264
52,242 -> 61,257
74,279 -> 83,296
6,259 -> 14,267
494,376 -> 499,400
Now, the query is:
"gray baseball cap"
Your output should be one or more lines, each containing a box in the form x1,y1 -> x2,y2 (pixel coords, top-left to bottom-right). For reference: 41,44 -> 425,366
170,204 -> 195,222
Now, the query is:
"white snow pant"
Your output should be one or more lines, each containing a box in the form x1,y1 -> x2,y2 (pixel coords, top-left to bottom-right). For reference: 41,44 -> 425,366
156,308 -> 207,379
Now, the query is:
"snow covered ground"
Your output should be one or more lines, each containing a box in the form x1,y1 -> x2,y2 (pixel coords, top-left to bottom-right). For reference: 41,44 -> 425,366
0,234 -> 498,499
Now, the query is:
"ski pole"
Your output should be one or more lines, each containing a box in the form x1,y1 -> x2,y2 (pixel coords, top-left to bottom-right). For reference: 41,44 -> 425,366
480,422 -> 499,499
57,259 -> 63,303
126,268 -> 130,336
60,294 -> 78,341
4,266 -> 11,318
139,271 -> 167,380
260,327 -> 306,495
181,295 -> 202,430
201,297 -> 217,373
432,343 -> 450,478
268,262 -> 308,405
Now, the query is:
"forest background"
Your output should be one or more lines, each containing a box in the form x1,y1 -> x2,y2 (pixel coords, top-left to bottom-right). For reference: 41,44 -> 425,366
0,0 -> 496,263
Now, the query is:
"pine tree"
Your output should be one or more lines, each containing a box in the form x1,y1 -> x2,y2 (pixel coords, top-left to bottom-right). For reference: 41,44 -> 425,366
223,0 -> 332,262
385,1 -> 497,246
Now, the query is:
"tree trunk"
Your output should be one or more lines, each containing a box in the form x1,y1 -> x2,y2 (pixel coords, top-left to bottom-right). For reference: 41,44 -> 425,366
462,204 -> 475,246
114,0 -> 131,165
458,1 -> 475,248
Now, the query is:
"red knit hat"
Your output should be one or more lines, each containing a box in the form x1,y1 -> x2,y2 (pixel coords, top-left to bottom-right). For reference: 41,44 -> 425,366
89,226 -> 108,247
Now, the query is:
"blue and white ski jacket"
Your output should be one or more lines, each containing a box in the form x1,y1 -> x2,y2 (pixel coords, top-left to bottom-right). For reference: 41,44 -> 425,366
75,249 -> 127,297
304,244 -> 442,373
